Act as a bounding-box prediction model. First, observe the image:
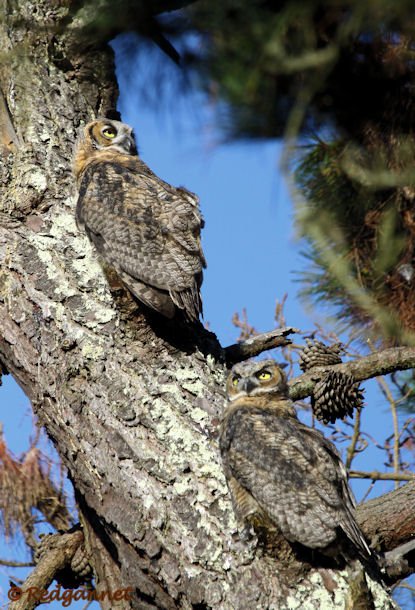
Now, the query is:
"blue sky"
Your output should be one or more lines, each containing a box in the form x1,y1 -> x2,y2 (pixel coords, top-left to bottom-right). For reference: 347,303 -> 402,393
0,34 -> 412,608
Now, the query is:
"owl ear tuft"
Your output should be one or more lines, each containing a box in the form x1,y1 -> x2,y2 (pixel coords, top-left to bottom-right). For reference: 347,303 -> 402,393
104,109 -> 121,121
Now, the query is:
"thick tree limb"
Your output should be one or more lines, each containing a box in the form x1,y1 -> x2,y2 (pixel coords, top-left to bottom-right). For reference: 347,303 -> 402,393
356,481 -> 415,583
8,530 -> 84,610
357,482 -> 415,553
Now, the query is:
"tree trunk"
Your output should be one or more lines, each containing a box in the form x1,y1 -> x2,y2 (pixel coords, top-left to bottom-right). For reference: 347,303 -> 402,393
0,2 -> 401,608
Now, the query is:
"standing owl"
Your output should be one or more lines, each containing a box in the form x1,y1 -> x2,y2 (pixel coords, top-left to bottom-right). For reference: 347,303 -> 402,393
220,359 -> 372,563
73,118 -> 205,320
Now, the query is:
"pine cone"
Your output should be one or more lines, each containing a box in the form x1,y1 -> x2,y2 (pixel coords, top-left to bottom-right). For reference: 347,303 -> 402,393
299,339 -> 343,371
312,371 -> 364,423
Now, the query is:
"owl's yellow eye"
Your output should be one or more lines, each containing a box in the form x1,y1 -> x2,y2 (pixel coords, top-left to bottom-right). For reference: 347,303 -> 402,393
232,376 -> 239,387
257,371 -> 272,381
102,127 -> 117,139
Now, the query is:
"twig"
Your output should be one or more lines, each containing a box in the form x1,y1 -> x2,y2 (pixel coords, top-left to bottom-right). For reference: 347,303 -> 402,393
349,471 -> 415,481
392,581 -> 415,594
345,407 -> 362,470
360,480 -> 376,504
0,558 -> 34,567
375,375 -> 401,489
224,327 -> 299,366
231,309 -> 257,341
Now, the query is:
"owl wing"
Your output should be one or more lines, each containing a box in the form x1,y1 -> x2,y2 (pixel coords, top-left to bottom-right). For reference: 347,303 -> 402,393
221,406 -> 370,556
76,160 -> 205,319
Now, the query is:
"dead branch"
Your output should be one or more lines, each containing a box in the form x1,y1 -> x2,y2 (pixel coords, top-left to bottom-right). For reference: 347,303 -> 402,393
225,327 -> 299,365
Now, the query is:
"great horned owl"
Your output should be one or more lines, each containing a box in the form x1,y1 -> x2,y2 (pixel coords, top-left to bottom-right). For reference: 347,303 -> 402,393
220,359 -> 372,562
73,118 -> 205,320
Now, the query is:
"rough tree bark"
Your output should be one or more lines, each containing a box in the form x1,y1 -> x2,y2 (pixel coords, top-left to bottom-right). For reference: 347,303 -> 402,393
0,2 -> 411,609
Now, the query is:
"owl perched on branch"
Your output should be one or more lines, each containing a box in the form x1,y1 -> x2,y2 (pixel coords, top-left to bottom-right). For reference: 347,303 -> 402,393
73,119 -> 205,320
220,359 -> 372,563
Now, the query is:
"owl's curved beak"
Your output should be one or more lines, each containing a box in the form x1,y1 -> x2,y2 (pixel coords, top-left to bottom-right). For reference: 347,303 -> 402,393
120,134 -> 137,155
239,378 -> 256,394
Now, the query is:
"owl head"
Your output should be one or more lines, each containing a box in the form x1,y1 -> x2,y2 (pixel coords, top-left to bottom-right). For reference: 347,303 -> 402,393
226,359 -> 288,402
79,118 -> 137,156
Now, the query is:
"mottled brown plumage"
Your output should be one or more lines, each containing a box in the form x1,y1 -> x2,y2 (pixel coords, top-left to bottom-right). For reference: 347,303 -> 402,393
73,118 -> 205,320
220,359 -> 372,562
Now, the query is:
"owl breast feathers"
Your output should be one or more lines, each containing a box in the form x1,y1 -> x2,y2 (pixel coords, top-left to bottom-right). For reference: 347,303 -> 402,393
220,359 -> 372,562
73,118 -> 206,320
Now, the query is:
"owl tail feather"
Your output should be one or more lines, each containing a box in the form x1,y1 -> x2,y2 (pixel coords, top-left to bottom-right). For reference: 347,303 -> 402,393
170,286 -> 203,322
118,271 -> 176,318
338,515 -> 385,582
117,268 -> 202,321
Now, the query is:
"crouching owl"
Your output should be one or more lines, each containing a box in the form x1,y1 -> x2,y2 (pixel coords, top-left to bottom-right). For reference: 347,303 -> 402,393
220,359 -> 372,563
73,118 -> 206,320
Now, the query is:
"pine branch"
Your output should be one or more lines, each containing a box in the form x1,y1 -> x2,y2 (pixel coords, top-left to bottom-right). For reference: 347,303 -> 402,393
289,346 -> 415,400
